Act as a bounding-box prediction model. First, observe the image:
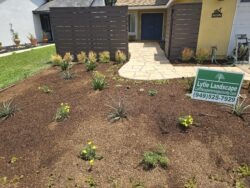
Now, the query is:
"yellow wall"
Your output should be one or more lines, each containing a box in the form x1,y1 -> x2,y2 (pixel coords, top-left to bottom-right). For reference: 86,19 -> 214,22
197,0 -> 237,58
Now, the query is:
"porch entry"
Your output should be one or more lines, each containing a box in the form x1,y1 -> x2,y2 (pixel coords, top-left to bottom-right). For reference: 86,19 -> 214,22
141,13 -> 163,41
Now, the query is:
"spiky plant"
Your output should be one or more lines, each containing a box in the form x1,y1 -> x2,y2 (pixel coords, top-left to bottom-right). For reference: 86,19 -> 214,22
106,98 -> 127,122
0,100 -> 17,120
224,96 -> 250,117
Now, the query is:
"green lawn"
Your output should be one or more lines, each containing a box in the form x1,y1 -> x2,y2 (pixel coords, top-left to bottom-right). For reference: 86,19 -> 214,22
0,46 -> 56,89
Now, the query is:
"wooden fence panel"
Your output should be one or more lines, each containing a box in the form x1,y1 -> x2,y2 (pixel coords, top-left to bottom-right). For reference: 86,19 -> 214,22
50,6 -> 128,60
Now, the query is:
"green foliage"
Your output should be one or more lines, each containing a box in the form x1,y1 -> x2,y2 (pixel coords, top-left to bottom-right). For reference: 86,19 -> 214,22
92,71 -> 106,90
148,89 -> 158,96
235,179 -> 246,188
184,177 -> 197,188
38,85 -> 53,94
141,147 -> 169,170
60,61 -> 69,71
80,141 -> 97,161
178,115 -> 193,128
106,98 -> 127,122
186,77 -> 195,93
0,100 -> 17,120
115,50 -> 127,64
62,70 -> 74,80
195,49 -> 209,64
224,96 -> 250,117
235,164 -> 250,178
55,103 -> 70,121
85,59 -> 97,71
85,176 -> 97,188
99,51 -> 110,63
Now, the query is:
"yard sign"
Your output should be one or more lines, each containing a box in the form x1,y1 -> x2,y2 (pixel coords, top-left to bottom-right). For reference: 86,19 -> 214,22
191,68 -> 244,105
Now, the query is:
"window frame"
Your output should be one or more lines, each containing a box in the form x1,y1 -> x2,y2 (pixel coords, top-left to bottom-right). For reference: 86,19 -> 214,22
128,13 -> 137,37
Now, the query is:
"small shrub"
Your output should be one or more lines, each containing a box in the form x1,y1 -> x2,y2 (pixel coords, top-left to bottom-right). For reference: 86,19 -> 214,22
92,71 -> 106,90
60,61 -> 69,71
0,100 -> 17,120
80,141 -> 97,161
62,70 -> 74,80
85,59 -> 97,71
51,54 -> 62,66
38,85 -> 52,94
106,99 -> 127,122
195,49 -> 210,64
99,51 -> 110,63
141,148 -> 169,170
184,177 -> 197,188
88,51 -> 97,64
85,176 -> 97,188
178,115 -> 193,128
115,50 -> 127,64
77,51 -> 87,64
224,96 -> 250,117
182,48 -> 194,62
148,89 -> 158,96
186,78 -> 195,93
63,52 -> 73,63
55,103 -> 70,121
235,164 -> 250,178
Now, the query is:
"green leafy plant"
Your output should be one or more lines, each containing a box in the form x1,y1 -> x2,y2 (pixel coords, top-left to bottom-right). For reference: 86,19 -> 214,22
115,50 -> 127,64
224,96 -> 250,117
63,52 -> 73,63
140,147 -> 169,170
77,51 -> 87,64
85,59 -> 97,71
99,51 -> 110,63
186,77 -> 195,93
60,61 -> 69,71
92,71 -> 106,90
234,179 -> 246,188
38,85 -> 52,93
106,98 -> 127,122
85,176 -> 97,188
62,70 -> 74,80
0,100 -> 17,120
184,177 -> 197,188
51,54 -> 63,66
195,49 -> 209,64
178,115 -> 193,128
55,103 -> 70,121
88,51 -> 97,64
182,48 -> 194,62
235,164 -> 250,178
148,89 -> 158,96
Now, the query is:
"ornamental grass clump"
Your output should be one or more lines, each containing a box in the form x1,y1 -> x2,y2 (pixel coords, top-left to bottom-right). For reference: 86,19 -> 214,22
178,115 -> 193,129
60,60 -> 70,71
182,48 -> 194,62
115,50 -> 127,64
63,52 -> 74,63
195,49 -> 210,64
88,51 -> 97,64
55,103 -> 70,121
51,54 -> 63,66
106,98 -> 127,123
224,96 -> 250,118
92,71 -> 106,90
141,147 -> 169,170
77,51 -> 87,64
99,51 -> 110,63
0,100 -> 17,120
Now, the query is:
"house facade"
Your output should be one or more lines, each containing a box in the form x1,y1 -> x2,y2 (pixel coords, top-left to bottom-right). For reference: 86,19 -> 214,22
0,0 -> 47,46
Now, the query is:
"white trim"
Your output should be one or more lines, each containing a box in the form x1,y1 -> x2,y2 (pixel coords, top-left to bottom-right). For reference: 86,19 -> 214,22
128,13 -> 138,39
128,5 -> 167,10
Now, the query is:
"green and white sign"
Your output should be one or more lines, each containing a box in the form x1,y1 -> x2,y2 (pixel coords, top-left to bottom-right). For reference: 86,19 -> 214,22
191,68 -> 244,105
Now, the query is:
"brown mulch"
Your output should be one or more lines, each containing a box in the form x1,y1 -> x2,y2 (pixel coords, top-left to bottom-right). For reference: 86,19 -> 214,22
0,63 -> 249,188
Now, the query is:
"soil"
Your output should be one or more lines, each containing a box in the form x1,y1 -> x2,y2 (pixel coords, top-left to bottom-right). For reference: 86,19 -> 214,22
0,63 -> 250,188
172,59 -> 232,66
0,43 -> 52,54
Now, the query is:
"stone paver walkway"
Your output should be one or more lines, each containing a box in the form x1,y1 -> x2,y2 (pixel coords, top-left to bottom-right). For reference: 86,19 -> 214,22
119,42 -> 250,81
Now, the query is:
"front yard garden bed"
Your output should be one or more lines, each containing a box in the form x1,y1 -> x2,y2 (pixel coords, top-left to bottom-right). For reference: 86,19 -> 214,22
0,63 -> 249,187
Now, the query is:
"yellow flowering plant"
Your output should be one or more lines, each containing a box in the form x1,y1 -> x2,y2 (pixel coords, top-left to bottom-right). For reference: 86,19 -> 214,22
115,50 -> 127,64
51,54 -> 62,66
55,103 -> 70,121
178,115 -> 193,128
92,71 -> 106,90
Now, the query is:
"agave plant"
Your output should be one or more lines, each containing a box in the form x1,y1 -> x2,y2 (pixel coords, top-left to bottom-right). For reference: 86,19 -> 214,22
0,100 -> 17,120
106,98 -> 127,122
224,96 -> 250,117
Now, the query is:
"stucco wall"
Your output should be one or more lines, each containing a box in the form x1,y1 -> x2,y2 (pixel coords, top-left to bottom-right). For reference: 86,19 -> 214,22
228,0 -> 250,55
197,0 -> 237,58
0,0 -> 46,46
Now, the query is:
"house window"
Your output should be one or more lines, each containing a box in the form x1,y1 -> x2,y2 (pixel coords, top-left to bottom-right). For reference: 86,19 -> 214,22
128,13 -> 137,36
241,0 -> 250,2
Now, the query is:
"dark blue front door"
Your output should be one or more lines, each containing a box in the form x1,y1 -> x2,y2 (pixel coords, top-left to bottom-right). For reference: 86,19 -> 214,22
141,13 -> 163,40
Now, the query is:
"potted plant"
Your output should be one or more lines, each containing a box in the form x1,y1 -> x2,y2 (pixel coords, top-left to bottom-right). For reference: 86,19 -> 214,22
27,33 -> 37,46
13,32 -> 20,47
42,32 -> 48,43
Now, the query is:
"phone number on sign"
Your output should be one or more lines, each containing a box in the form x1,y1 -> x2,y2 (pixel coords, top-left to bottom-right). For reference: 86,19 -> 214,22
193,92 -> 236,103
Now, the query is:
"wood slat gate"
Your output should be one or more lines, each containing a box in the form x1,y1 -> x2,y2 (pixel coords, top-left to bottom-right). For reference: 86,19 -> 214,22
50,6 -> 128,59
166,3 -> 202,60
